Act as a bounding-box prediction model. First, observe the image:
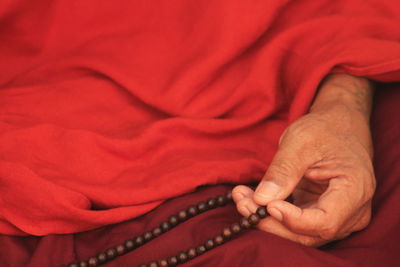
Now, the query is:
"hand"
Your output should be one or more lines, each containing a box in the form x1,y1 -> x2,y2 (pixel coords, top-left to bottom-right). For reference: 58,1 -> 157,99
232,74 -> 376,246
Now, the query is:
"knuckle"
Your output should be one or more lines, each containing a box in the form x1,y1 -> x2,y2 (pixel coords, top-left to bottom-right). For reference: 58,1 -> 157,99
359,216 -> 371,230
278,129 -> 288,145
355,212 -> 372,231
285,123 -> 303,137
349,170 -> 376,203
344,171 -> 376,204
363,174 -> 376,201
319,224 -> 340,241
298,237 -> 317,247
285,121 -> 315,144
363,184 -> 375,202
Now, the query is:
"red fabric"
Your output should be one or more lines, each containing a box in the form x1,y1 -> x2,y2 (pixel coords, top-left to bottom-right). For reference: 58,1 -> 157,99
0,85 -> 399,266
0,0 -> 400,236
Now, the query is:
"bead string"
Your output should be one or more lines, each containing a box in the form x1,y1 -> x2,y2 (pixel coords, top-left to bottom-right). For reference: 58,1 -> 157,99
63,191 -> 268,267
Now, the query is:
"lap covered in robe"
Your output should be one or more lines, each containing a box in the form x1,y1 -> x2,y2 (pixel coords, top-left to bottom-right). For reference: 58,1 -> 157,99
0,86 -> 399,266
0,0 -> 399,242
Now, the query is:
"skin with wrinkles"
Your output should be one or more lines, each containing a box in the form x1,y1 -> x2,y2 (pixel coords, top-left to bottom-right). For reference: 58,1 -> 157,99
232,73 -> 375,247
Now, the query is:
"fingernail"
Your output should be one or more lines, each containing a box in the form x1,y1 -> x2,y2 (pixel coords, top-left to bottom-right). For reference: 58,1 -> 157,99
268,207 -> 283,221
254,181 -> 281,200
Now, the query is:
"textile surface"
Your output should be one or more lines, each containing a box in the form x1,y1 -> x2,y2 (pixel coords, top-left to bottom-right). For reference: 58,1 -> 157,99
0,85 -> 399,266
0,0 -> 400,238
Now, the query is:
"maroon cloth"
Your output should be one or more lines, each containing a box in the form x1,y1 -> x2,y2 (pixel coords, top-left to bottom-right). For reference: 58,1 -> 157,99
1,0 -> 400,236
0,84 -> 399,266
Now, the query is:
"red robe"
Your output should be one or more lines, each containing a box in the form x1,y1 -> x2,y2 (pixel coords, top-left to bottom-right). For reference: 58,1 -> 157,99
0,0 -> 399,236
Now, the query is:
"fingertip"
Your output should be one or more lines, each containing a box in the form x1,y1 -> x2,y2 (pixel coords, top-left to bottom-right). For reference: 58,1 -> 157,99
232,190 -> 244,203
236,197 -> 258,217
233,185 -> 254,197
268,207 -> 283,222
232,185 -> 254,204
253,181 -> 281,205
253,192 -> 271,206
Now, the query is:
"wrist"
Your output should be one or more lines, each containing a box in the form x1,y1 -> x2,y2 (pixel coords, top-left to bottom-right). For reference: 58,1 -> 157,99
310,73 -> 374,121
308,74 -> 374,157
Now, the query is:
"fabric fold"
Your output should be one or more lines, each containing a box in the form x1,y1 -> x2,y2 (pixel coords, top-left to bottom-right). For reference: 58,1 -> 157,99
0,0 -> 399,235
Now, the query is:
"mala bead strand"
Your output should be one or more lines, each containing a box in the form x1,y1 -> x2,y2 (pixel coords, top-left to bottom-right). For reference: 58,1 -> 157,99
142,207 -> 270,266
67,192 -> 232,267
64,191 -> 264,267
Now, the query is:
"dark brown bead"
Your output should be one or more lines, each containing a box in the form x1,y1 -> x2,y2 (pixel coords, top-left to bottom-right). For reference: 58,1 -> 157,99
207,198 -> 217,208
79,261 -> 88,267
68,263 -> 79,267
160,221 -> 171,232
149,262 -> 158,267
178,210 -> 188,221
216,195 -> 226,206
230,222 -> 241,234
222,227 -> 232,239
115,244 -> 125,255
240,217 -> 251,229
187,205 -> 198,216
152,227 -> 162,237
214,235 -> 224,245
205,239 -> 214,250
125,239 -> 135,251
167,256 -> 178,266
169,215 -> 179,226
196,245 -> 206,255
225,191 -> 232,200
187,248 -> 197,259
97,253 -> 107,263
105,248 -> 117,259
249,213 -> 260,225
134,236 -> 144,246
88,257 -> 98,267
256,206 -> 268,218
197,202 -> 207,212
143,231 -> 153,242
159,259 -> 168,267
178,251 -> 188,263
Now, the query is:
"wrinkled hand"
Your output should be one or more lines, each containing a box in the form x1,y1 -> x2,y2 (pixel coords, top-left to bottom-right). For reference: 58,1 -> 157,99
232,74 -> 376,246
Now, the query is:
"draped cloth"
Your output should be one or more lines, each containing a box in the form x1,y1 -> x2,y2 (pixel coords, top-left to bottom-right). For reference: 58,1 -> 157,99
0,0 -> 399,236
0,85 -> 399,266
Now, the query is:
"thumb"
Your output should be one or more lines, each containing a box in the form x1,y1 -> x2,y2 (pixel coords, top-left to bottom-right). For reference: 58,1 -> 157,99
253,141 -> 313,206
